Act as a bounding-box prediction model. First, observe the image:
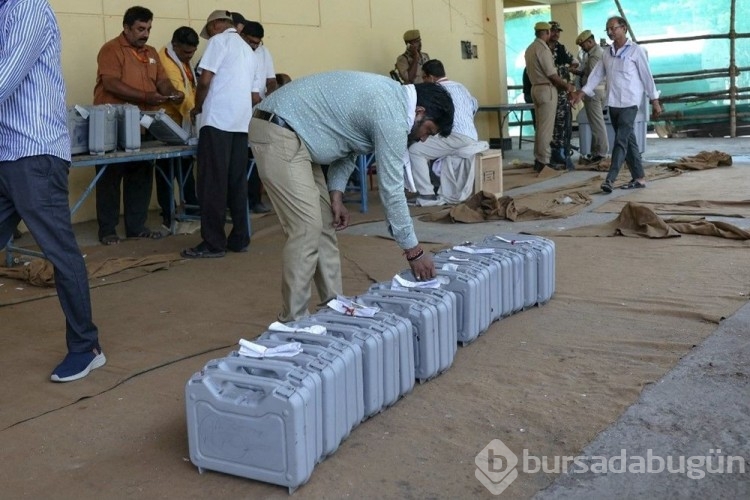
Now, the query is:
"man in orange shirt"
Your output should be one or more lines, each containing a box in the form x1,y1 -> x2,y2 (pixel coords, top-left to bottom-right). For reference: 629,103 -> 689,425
93,6 -> 183,245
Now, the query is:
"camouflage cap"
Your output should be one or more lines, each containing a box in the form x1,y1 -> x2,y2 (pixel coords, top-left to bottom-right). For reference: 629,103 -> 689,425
549,21 -> 563,31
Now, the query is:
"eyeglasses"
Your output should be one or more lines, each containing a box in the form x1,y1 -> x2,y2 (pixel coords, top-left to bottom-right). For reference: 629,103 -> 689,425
605,24 -> 624,33
242,36 -> 263,49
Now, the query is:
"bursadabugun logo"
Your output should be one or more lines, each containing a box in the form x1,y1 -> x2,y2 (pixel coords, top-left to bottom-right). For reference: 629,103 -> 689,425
476,438 -> 747,496
474,439 -> 519,495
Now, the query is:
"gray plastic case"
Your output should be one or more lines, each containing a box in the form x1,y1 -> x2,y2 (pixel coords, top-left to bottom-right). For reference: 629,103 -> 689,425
257,330 -> 365,431
309,311 -> 402,407
355,291 -> 450,382
469,246 -> 525,313
203,356 -> 324,463
474,241 -> 537,310
185,369 -> 317,492
488,234 -> 556,305
142,109 -> 191,144
87,104 -> 117,155
370,285 -> 459,358
434,252 -> 501,322
249,339 -> 348,456
366,288 -> 457,371
371,310 -> 415,397
397,267 -> 488,345
289,317 -> 384,419
115,104 -> 141,152
67,106 -> 89,155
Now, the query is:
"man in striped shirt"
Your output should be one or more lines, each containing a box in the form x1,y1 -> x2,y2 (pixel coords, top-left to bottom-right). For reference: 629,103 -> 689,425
0,0 -> 104,382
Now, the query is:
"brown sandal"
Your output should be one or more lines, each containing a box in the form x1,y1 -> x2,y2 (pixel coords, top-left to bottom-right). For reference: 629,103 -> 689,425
133,230 -> 163,240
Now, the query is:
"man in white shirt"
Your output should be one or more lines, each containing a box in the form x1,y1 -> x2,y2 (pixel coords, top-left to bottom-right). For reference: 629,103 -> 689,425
241,20 -> 278,214
181,9 -> 257,258
408,59 -> 485,203
570,16 -> 661,193
242,21 -> 278,102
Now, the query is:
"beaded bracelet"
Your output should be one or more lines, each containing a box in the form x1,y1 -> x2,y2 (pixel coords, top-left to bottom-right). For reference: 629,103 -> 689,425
406,248 -> 424,262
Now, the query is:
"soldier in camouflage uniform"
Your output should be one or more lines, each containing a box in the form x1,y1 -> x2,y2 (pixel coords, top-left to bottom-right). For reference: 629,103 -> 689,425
547,21 -> 578,170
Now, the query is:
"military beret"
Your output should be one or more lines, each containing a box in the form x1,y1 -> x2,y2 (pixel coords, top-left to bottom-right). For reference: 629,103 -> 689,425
576,30 -> 594,45
403,29 -> 421,42
549,21 -> 563,31
534,22 -> 551,31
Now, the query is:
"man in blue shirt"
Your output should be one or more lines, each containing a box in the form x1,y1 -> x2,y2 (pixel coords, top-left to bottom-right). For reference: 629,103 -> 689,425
249,71 -> 454,322
0,0 -> 104,382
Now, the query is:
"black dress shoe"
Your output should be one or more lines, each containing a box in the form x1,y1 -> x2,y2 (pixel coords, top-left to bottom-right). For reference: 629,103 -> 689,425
251,202 -> 271,214
180,242 -> 225,259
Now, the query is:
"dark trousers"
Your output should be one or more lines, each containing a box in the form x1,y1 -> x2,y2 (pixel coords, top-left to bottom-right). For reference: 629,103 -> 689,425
95,160 -> 153,239
155,157 -> 199,225
197,126 -> 249,251
607,106 -> 644,183
247,153 -> 262,207
0,155 -> 99,353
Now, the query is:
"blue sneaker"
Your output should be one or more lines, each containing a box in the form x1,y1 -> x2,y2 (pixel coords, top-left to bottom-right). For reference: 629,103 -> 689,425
50,349 -> 106,382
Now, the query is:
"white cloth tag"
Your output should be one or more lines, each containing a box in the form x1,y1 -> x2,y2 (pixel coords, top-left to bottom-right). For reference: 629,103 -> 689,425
489,235 -> 534,245
327,296 -> 379,317
238,338 -> 303,358
391,274 -> 440,289
268,320 -> 326,335
441,263 -> 459,272
452,245 -> 495,254
448,255 -> 471,262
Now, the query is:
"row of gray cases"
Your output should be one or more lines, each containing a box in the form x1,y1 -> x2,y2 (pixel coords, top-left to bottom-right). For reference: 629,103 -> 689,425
185,233 -> 556,491
69,104 -> 190,156
477,234 -> 556,306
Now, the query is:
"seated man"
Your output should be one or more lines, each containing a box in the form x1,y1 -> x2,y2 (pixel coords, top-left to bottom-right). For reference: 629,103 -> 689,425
407,59 -> 487,204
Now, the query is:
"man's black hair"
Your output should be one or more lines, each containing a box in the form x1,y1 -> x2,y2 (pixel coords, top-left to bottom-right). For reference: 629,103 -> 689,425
422,59 -> 446,79
242,21 -> 265,39
123,6 -> 153,27
414,83 -> 454,137
172,26 -> 199,47
230,12 -> 246,27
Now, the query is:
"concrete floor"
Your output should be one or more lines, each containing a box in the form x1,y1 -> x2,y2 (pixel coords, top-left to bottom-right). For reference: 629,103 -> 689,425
6,134 -> 749,497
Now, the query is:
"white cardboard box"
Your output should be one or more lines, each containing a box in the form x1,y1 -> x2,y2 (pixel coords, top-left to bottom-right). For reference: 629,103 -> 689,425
474,149 -> 503,196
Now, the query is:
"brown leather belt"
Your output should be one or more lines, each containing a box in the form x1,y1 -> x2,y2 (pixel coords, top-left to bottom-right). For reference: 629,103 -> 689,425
253,109 -> 295,132
532,82 -> 552,86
